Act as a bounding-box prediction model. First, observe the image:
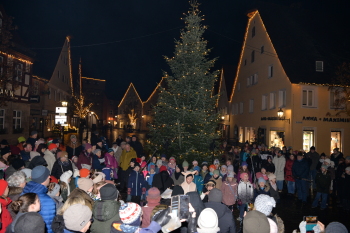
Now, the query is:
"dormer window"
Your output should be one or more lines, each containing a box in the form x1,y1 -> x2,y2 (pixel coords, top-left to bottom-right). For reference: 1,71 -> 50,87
316,61 -> 323,72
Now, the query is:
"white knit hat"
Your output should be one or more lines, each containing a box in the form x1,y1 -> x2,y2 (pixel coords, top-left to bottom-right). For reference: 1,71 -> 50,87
60,170 -> 72,195
197,208 -> 220,233
254,194 -> 276,216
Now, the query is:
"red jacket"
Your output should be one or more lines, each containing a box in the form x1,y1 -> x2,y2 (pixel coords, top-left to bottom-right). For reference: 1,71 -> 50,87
0,197 -> 12,233
285,159 -> 295,182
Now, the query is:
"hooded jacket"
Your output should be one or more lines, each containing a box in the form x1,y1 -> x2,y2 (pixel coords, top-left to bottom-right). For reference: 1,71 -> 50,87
0,197 -> 12,233
51,159 -> 74,180
90,200 -> 120,233
120,148 -> 137,171
253,184 -> 271,201
273,155 -> 286,180
204,201 -> 236,233
128,170 -> 146,196
285,159 -> 295,182
237,180 -> 254,204
21,181 -> 56,233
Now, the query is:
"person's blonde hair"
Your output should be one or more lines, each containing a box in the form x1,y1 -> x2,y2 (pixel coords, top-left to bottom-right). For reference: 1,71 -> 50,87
92,181 -> 107,195
58,196 -> 85,215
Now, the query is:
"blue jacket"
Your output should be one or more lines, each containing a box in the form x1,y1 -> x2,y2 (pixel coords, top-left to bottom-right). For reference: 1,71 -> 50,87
292,159 -> 310,179
128,170 -> 146,196
194,175 -> 203,194
20,150 -> 30,162
21,181 -> 56,233
92,154 -> 106,170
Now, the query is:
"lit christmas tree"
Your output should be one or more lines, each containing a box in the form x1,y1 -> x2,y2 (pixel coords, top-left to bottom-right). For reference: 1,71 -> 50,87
149,1 -> 220,162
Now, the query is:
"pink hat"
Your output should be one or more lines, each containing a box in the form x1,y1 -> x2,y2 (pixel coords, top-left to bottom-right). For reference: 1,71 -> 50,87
147,187 -> 161,200
240,172 -> 248,179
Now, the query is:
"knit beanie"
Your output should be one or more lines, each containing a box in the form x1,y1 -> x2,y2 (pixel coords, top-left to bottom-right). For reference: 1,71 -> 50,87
50,176 -> 59,184
31,165 -> 50,184
213,159 -> 220,165
79,168 -> 90,178
18,136 -> 26,143
147,187 -> 161,200
197,208 -> 220,233
241,162 -> 248,167
14,212 -> 45,233
227,165 -> 234,172
60,170 -> 73,195
48,143 -> 57,151
254,194 -> 276,216
12,158 -> 25,170
60,151 -> 68,158
240,172 -> 248,180
92,172 -> 105,183
64,204 -> 92,231
77,178 -> 93,192
161,154 -> 167,159
156,159 -> 163,167
209,165 -> 216,170
93,149 -> 101,155
193,166 -> 201,172
100,183 -> 119,200
227,172 -> 234,178
221,165 -> 227,170
48,183 -> 60,197
119,202 -> 142,226
182,160 -> 189,167
258,177 -> 266,184
325,222 -> 348,233
213,170 -> 220,176
243,210 -> 270,233
208,188 -> 222,203
84,143 -> 92,150
159,165 -> 167,173
169,157 -> 175,162
0,180 -> 8,196
268,173 -> 276,181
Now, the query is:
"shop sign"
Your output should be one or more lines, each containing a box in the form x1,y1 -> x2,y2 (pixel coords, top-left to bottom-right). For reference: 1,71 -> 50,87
0,88 -> 14,97
302,116 -> 350,122
261,117 -> 285,121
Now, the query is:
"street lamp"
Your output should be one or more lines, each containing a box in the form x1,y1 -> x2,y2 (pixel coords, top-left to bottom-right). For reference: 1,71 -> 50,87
277,108 -> 290,124
62,101 -> 68,107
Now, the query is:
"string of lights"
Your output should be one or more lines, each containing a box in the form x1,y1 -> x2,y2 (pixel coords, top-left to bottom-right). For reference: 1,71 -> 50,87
29,26 -> 183,50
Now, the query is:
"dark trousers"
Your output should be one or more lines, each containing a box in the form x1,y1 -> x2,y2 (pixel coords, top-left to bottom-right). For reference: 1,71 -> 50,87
131,195 -> 141,204
296,179 -> 308,202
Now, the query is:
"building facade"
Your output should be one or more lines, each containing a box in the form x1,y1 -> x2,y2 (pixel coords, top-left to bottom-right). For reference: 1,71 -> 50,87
229,9 -> 349,155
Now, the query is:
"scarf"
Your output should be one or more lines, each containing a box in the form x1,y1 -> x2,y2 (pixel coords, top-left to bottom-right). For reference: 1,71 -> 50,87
174,171 -> 182,180
83,150 -> 92,159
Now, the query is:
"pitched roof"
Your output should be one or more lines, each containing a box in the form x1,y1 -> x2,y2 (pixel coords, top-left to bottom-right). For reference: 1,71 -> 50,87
251,1 -> 348,84
118,83 -> 143,108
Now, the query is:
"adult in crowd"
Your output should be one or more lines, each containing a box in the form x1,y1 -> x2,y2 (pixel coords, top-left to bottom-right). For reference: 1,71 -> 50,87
63,204 -> 92,233
20,143 -> 32,163
292,153 -> 310,205
7,171 -> 27,219
120,143 -> 137,171
152,165 -> 174,193
305,146 -> 320,188
285,153 -> 296,196
5,158 -> 25,178
273,150 -> 286,192
0,179 -> 12,233
243,209 -> 270,233
204,188 -> 236,233
21,165 -> 56,233
77,143 -> 93,170
44,143 -> 58,172
111,142 -> 122,165
116,135 -> 124,146
130,135 -> 143,157
51,151 -> 74,180
26,131 -> 37,149
312,165 -> 331,210
141,187 -> 161,228
66,135 -> 82,159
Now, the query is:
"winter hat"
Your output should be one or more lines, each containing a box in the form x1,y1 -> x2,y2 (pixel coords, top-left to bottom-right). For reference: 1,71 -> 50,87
240,172 -> 248,180
119,202 -> 142,226
100,183 -> 119,200
345,167 -> 350,172
79,168 -> 90,178
268,173 -> 276,181
134,162 -> 140,168
10,145 -> 21,155
310,146 -> 315,150
108,148 -> 114,153
21,168 -> 32,179
221,165 -> 227,170
14,212 -> 45,233
0,139 -> 8,145
213,159 -> 220,165
182,160 -> 189,167
254,194 -> 276,216
30,131 -> 38,136
325,222 -> 348,233
197,208 -> 220,233
227,172 -> 235,178
193,166 -> 201,172
93,149 -> 101,155
156,159 -> 163,167
172,185 -> 184,196
30,151 -> 40,160
241,162 -> 248,167
52,139 -> 60,144
18,136 -> 26,143
31,165 -> 50,184
159,165 -> 167,173
258,177 -> 266,184
60,151 -> 68,158
0,180 -> 8,196
50,176 -> 59,184
12,158 -> 25,170
243,210 -> 270,233
209,165 -> 216,170
321,165 -> 328,170
201,161 -> 208,166
64,204 -> 92,231
208,188 -> 222,203
256,172 -> 263,179
29,156 -> 47,169
161,154 -> 167,159
48,183 -> 60,197
93,172 -> 105,183
60,170 -> 72,195
147,187 -> 161,200
213,170 -> 220,176
192,160 -> 198,165
324,158 -> 331,164
84,143 -> 92,150
77,178 -> 93,192
48,143 -> 57,151
206,180 -> 216,186
169,157 -> 175,162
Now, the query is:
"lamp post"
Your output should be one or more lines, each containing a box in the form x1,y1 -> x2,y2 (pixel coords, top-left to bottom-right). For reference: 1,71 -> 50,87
277,108 -> 290,124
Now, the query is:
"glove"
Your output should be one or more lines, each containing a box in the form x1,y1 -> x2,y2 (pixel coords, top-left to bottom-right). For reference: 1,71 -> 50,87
152,208 -> 171,227
127,188 -> 131,195
142,187 -> 146,195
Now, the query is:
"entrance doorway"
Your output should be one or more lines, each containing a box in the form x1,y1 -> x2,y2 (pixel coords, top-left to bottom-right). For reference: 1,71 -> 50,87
303,130 -> 314,152
330,131 -> 341,153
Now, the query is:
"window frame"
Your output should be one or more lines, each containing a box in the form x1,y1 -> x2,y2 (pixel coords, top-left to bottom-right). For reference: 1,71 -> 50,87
262,94 -> 268,111
249,99 -> 254,113
268,65 -> 273,78
13,110 -> 21,129
269,92 -> 276,109
0,109 -> 5,129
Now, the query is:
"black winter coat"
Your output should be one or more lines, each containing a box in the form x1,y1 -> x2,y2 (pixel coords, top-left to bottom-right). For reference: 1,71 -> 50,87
205,202 -> 236,233
292,159 -> 309,179
152,171 -> 174,193
51,159 -> 74,180
262,161 -> 275,174
315,171 -> 331,193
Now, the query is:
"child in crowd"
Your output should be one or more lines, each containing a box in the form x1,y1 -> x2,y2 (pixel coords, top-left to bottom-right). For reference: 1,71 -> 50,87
60,170 -> 72,202
221,172 -> 237,211
47,182 -> 64,212
237,172 -> 254,221
127,163 -> 146,204
268,173 -> 280,203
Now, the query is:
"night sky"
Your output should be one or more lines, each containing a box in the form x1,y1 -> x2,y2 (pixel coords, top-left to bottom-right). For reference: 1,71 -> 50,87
2,0 -> 349,100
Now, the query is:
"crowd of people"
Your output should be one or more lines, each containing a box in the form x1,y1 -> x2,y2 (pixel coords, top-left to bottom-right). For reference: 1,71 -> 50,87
0,132 -> 348,233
